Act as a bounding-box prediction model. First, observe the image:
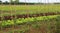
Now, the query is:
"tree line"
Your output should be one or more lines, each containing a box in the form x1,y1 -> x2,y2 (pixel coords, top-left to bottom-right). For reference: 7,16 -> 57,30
0,0 -> 60,5
0,0 -> 44,5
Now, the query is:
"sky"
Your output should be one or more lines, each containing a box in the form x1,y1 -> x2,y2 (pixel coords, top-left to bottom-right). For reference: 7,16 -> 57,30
1,0 -> 60,3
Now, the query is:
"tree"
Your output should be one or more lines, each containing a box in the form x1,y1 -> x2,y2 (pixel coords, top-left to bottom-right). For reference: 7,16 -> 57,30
4,1 -> 9,4
10,0 -> 19,4
0,0 -> 2,4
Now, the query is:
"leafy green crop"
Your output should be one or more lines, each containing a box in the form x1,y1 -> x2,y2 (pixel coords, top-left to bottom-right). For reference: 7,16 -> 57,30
0,15 -> 60,27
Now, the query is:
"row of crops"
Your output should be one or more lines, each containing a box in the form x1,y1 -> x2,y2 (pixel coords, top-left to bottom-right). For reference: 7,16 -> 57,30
0,15 -> 60,33
0,15 -> 60,28
0,5 -> 60,11
0,4 -> 60,16
0,4 -> 60,33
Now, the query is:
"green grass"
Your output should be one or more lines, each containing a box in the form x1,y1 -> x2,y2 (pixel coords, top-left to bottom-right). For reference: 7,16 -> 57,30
0,4 -> 60,16
0,5 -> 60,11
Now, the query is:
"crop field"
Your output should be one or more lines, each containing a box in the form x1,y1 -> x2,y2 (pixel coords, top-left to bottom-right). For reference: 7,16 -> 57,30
0,4 -> 60,16
0,4 -> 60,33
0,4 -> 60,20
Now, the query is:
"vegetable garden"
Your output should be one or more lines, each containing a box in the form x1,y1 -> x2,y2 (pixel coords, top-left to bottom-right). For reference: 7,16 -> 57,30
0,4 -> 60,33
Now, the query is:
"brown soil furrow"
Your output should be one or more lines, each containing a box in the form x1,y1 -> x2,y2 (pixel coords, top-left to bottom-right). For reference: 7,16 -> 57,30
0,12 -> 60,21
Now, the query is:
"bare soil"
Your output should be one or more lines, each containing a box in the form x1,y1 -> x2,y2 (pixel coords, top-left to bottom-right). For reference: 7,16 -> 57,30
0,12 -> 60,21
